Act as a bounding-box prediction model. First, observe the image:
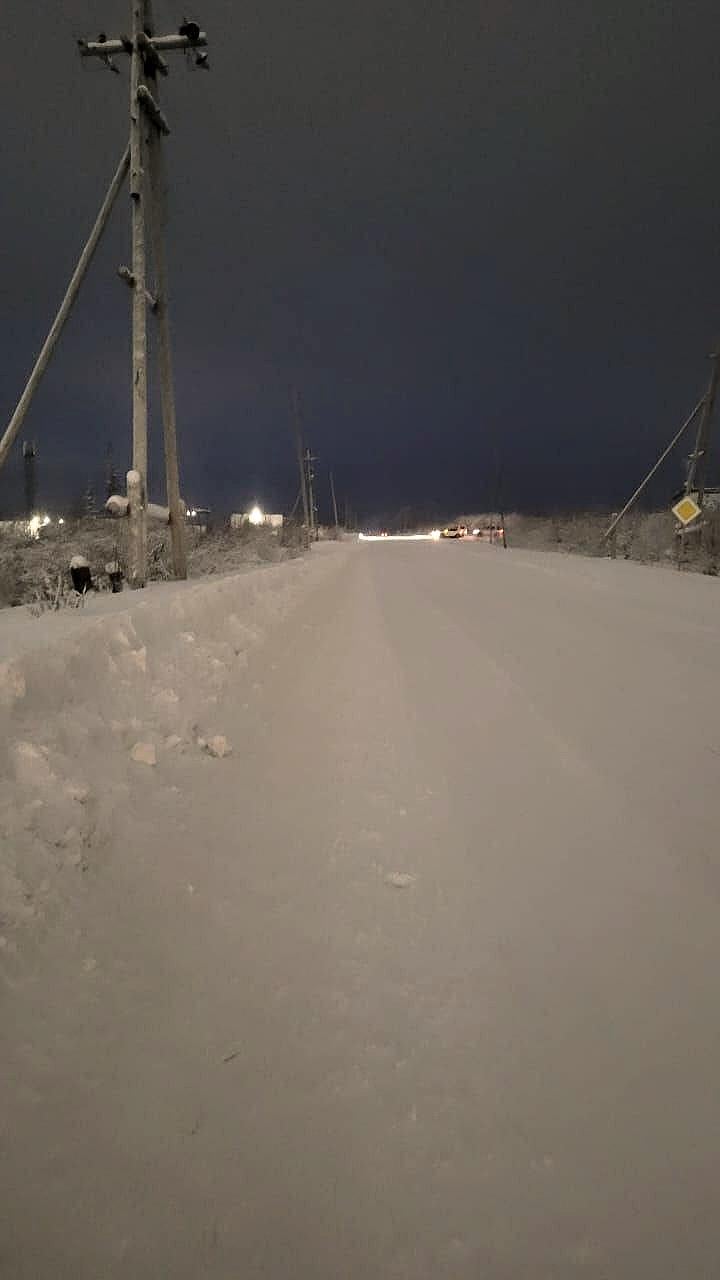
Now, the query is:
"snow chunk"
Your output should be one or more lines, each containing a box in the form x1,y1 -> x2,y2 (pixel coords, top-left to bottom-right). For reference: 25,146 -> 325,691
106,494 -> 130,517
0,662 -> 26,707
130,742 -> 157,767
205,735 -> 232,759
384,871 -> 416,889
154,688 -> 179,708
14,742 -> 55,788
119,647 -> 147,675
55,826 -> 81,850
65,783 -> 90,804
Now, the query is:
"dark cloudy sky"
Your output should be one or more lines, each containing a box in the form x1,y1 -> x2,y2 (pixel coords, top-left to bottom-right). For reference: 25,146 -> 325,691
2,0 -> 720,519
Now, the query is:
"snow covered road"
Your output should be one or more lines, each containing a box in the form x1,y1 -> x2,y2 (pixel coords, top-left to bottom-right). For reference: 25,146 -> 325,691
3,542 -> 720,1277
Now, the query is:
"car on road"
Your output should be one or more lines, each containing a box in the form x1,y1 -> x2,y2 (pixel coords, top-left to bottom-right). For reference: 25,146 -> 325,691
441,524 -> 467,539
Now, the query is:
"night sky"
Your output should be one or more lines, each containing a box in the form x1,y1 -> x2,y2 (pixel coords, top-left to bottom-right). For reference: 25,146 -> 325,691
3,0 -> 720,521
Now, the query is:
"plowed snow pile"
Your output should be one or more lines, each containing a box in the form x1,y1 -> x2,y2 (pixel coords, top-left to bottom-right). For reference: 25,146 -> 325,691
0,547 -> 344,943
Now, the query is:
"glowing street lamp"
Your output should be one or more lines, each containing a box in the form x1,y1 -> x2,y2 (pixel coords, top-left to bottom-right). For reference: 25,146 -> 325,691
248,505 -> 264,526
27,513 -> 51,539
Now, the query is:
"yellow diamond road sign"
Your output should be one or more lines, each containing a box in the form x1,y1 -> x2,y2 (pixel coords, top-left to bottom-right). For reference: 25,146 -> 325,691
672,495 -> 702,526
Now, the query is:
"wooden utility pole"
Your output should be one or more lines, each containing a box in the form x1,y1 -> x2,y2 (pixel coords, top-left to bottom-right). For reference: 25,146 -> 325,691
49,12 -> 206,585
22,442 -> 37,518
2,13 -> 208,580
329,470 -> 339,530
127,0 -> 150,585
292,388 -> 311,546
305,448 -> 318,540
685,349 -> 720,505
144,5 -> 187,578
493,447 -> 508,549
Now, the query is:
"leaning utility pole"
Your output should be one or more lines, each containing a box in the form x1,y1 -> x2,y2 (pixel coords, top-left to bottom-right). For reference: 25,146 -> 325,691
0,148 -> 130,474
603,396 -> 705,543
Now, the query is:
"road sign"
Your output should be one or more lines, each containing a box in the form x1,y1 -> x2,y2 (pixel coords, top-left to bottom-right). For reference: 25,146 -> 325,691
672,495 -> 702,526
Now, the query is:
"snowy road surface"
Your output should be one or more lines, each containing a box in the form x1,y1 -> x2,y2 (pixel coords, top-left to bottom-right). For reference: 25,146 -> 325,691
2,542 -> 720,1277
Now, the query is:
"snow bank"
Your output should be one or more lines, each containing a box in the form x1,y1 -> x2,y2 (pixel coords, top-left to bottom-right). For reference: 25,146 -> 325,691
0,547 -> 347,937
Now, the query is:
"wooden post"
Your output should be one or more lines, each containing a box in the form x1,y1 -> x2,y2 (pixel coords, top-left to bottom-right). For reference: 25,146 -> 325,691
330,470 -> 339,530
0,147 -> 129,476
145,40 -> 187,578
128,0 -> 149,587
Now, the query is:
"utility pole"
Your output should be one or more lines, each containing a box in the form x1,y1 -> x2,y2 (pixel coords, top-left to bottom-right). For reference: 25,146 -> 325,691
22,442 -> 37,517
0,12 -> 209,582
329,470 -> 339,530
82,4 -> 206,583
291,388 -> 311,547
493,447 -> 508,548
305,448 -> 318,540
127,1 -> 150,585
685,348 -> 720,505
144,1 -> 187,578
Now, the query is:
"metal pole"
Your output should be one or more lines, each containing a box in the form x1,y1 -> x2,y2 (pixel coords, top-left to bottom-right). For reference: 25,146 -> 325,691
0,147 -> 130,475
603,396 -> 705,541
